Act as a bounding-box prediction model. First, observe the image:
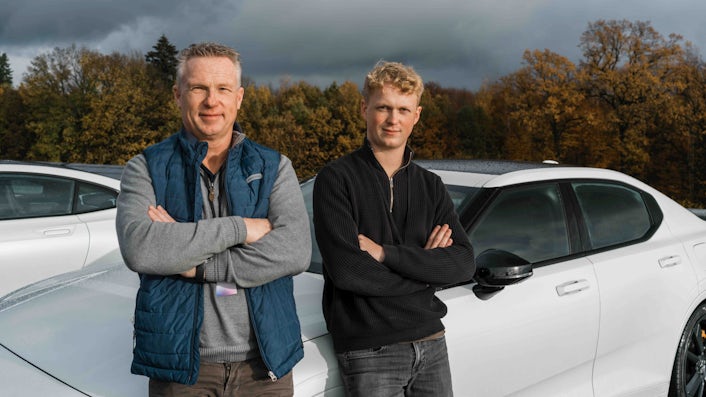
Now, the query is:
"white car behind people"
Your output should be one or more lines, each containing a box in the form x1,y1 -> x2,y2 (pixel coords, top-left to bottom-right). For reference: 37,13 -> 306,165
0,161 -> 122,295
1,159 -> 706,396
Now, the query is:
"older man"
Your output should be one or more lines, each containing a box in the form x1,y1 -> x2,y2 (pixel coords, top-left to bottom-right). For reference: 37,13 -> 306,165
116,42 -> 311,397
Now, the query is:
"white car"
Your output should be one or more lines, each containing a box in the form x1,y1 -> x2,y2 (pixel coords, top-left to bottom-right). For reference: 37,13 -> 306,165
0,161 -> 122,295
1,159 -> 706,396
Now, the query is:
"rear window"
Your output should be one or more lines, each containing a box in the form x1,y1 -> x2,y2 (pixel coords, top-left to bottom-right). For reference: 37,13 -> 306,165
571,182 -> 651,250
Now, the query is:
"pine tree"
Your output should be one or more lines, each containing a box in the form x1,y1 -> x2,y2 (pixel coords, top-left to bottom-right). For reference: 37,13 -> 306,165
0,53 -> 13,87
145,34 -> 178,85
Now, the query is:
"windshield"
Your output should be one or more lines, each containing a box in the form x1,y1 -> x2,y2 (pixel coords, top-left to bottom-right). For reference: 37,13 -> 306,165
301,178 -> 479,274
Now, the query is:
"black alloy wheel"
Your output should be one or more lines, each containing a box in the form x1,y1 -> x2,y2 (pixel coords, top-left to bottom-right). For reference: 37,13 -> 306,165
671,303 -> 706,397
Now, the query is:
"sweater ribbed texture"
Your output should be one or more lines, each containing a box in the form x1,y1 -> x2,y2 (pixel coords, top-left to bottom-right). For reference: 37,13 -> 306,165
313,143 -> 475,353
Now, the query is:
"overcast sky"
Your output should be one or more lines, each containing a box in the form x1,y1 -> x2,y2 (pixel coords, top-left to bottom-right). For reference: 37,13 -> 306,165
1,0 -> 705,91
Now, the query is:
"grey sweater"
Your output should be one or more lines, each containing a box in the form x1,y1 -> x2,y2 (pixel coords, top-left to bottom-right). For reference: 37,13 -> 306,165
116,150 -> 311,363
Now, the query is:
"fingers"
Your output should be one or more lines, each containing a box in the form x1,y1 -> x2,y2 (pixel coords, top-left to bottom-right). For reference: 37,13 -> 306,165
358,234 -> 372,251
148,205 -> 176,223
358,234 -> 384,262
243,218 -> 273,244
425,224 -> 452,249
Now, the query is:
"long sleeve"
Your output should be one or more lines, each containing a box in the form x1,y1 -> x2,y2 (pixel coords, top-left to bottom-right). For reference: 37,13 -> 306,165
215,156 -> 311,287
382,175 -> 475,286
313,165 -> 429,297
116,154 -> 246,275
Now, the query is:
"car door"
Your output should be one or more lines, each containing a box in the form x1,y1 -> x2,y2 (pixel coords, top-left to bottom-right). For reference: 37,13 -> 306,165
0,174 -> 89,295
570,181 -> 697,396
442,182 -> 600,396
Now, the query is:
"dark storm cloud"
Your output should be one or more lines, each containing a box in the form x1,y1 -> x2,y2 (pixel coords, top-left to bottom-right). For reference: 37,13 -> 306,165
2,0 -> 705,90
0,0 -> 169,44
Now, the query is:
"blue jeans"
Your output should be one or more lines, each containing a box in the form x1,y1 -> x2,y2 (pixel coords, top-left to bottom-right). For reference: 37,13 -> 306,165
336,335 -> 453,397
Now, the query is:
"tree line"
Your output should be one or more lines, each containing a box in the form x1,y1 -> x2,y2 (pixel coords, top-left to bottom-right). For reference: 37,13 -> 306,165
1,20 -> 705,207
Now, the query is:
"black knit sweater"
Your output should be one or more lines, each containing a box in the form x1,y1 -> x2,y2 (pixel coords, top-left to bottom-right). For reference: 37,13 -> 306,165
313,142 -> 476,353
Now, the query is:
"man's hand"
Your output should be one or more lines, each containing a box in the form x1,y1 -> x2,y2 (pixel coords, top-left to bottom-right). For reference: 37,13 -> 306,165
148,205 -> 175,223
424,224 -> 453,249
243,218 -> 273,244
358,234 -> 385,262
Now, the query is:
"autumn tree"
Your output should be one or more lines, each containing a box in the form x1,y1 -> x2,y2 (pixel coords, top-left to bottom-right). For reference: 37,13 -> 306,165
655,46 -> 706,205
322,81 -> 365,156
578,19 -> 686,179
414,84 -> 455,158
19,45 -> 93,161
75,51 -> 180,164
0,86 -> 29,159
499,49 -> 603,164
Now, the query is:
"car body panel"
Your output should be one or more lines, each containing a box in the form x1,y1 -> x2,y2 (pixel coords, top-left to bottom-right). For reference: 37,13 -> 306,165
442,256 -> 599,396
0,263 -> 341,396
2,160 -> 706,396
0,215 -> 90,294
0,344 -> 86,396
590,222 -> 697,396
0,162 -> 121,295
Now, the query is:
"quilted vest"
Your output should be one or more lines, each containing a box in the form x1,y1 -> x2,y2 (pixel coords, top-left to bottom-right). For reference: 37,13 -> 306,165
130,130 -> 304,384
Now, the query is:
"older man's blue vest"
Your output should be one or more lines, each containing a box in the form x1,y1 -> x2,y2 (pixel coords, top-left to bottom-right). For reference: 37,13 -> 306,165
131,131 -> 303,385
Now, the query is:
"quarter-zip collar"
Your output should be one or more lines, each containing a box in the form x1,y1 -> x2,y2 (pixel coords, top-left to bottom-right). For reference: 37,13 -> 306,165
363,138 -> 413,213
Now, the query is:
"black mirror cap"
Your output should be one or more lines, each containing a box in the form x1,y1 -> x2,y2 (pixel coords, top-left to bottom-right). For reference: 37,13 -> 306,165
474,249 -> 533,287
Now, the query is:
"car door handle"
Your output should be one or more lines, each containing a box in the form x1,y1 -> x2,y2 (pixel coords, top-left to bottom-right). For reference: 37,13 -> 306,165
658,255 -> 681,268
556,280 -> 590,296
42,228 -> 72,236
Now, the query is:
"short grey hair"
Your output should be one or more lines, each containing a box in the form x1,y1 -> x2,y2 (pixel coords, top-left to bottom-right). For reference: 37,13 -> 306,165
175,42 -> 242,86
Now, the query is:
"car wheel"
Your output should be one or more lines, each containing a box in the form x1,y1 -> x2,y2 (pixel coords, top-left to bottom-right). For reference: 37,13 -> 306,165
670,303 -> 706,397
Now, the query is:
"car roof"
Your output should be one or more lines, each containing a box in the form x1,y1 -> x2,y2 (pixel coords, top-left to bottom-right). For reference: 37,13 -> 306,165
412,158 -> 658,192
414,159 -> 562,175
0,160 -> 124,181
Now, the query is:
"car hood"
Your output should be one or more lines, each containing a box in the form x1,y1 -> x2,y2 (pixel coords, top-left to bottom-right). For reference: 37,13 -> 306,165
0,262 -> 328,396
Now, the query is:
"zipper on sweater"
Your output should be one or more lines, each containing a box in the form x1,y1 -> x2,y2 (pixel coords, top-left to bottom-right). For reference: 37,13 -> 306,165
389,177 -> 394,213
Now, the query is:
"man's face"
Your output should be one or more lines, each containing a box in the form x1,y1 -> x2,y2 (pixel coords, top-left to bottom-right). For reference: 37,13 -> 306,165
174,56 -> 244,142
362,83 -> 421,153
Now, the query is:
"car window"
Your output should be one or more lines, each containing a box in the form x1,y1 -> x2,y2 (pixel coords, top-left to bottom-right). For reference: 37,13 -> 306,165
0,174 -> 75,219
468,183 -> 570,264
446,184 -> 479,215
571,182 -> 651,250
75,182 -> 118,213
0,174 -> 118,220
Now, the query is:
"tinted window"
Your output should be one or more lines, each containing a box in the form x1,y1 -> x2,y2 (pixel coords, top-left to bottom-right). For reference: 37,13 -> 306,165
469,184 -> 570,264
0,174 -> 118,220
0,175 -> 74,219
572,182 -> 651,249
75,182 -> 118,213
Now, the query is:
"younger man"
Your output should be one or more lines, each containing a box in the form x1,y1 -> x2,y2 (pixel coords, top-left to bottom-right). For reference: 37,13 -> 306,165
313,61 -> 475,396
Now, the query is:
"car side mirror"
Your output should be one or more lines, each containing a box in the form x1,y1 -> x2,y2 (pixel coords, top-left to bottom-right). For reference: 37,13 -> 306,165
473,249 -> 533,300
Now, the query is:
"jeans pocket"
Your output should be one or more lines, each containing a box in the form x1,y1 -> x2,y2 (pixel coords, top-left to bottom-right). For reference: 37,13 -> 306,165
340,346 -> 385,360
